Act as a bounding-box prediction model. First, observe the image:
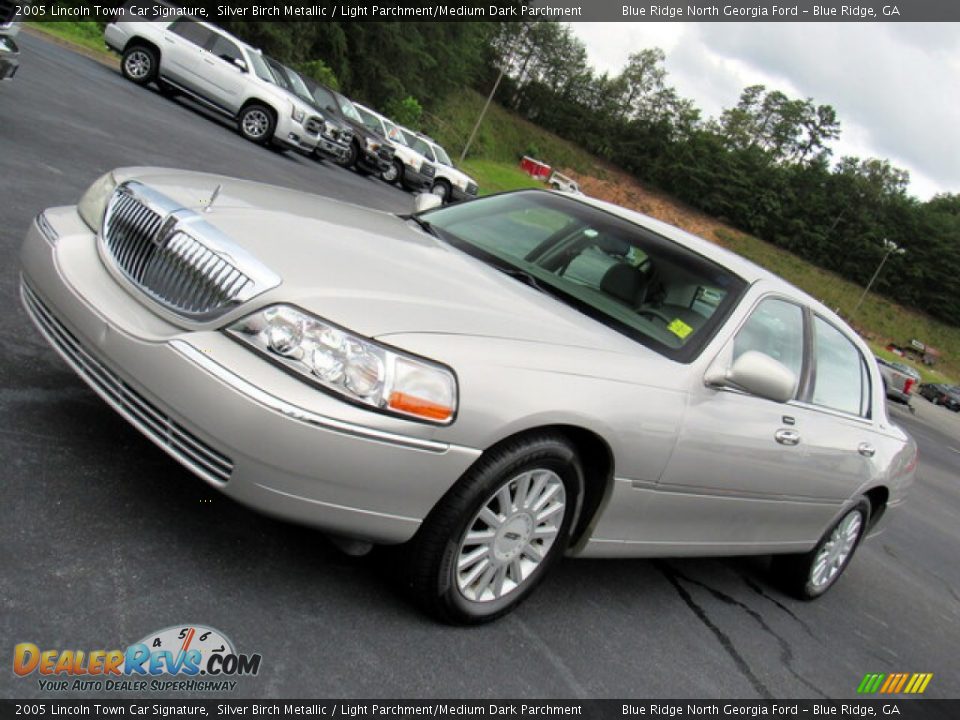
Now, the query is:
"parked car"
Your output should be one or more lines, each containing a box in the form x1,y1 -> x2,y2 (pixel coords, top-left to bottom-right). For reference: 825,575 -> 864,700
416,135 -> 479,203
917,383 -> 960,411
352,103 -> 436,191
300,81 -> 394,175
263,60 -> 352,163
548,171 -> 582,195
21,173 -> 917,623
104,17 -> 323,152
875,356 -> 920,406
0,11 -> 19,84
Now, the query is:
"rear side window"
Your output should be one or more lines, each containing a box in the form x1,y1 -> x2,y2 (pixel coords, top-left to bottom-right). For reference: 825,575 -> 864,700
733,298 -> 805,381
811,317 -> 870,417
169,20 -> 214,48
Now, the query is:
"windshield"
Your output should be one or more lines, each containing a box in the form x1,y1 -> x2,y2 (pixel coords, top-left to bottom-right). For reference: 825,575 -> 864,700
355,105 -> 384,134
282,67 -> 315,105
419,191 -> 747,361
246,51 -> 276,84
383,119 -> 406,145
337,94 -> 364,123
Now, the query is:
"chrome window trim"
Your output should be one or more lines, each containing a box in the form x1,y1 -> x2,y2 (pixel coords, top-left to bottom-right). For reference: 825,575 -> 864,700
170,339 -> 479,457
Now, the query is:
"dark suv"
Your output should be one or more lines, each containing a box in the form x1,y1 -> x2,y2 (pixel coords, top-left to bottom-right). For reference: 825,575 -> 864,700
303,81 -> 395,175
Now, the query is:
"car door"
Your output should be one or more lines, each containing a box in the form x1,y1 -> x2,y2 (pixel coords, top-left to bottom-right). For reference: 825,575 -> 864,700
200,33 -> 247,113
159,19 -> 215,95
638,296 -> 871,552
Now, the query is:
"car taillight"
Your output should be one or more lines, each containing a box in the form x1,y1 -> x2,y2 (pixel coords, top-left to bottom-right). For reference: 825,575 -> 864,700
904,378 -> 915,394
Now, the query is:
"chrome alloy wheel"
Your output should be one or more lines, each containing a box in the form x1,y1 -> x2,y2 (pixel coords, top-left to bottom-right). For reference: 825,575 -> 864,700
243,110 -> 270,139
124,50 -> 151,79
809,509 -> 863,590
455,469 -> 566,603
382,161 -> 400,183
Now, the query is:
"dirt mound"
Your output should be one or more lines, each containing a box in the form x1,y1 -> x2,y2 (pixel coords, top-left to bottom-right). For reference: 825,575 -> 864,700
561,166 -> 740,248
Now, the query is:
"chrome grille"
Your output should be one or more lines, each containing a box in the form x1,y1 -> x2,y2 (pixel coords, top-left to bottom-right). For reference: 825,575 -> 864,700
421,163 -> 436,179
305,116 -> 322,136
21,281 -> 234,484
100,182 -> 279,322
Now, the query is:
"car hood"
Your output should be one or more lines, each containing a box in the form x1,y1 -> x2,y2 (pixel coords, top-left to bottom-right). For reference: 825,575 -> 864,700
111,168 -> 643,355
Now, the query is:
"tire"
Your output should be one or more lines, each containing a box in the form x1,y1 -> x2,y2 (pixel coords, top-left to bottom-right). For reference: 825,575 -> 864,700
121,45 -> 158,85
931,396 -> 940,406
402,433 -> 583,624
431,180 -> 452,203
773,498 -> 870,600
335,141 -> 359,169
383,159 -> 403,185
237,104 -> 275,145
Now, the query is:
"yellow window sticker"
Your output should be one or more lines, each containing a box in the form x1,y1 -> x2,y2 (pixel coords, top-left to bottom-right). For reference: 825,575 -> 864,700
667,319 -> 693,339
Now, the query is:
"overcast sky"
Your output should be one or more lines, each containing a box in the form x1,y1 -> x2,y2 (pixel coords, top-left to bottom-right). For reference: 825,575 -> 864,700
570,23 -> 959,201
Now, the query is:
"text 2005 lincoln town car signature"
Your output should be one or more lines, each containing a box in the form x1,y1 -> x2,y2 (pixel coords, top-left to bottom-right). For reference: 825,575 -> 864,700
21,168 -> 916,623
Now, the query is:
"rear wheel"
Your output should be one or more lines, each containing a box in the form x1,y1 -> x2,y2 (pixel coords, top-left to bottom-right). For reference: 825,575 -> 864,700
773,498 -> 870,600
238,105 -> 275,145
121,45 -> 158,85
403,434 -> 583,624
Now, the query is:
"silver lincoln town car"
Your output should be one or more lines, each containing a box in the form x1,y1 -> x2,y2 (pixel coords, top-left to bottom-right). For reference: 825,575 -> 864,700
21,168 -> 917,623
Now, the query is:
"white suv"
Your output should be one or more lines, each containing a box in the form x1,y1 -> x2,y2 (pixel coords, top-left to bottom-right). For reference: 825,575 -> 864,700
417,136 -> 479,203
104,18 -> 323,152
352,103 -> 437,192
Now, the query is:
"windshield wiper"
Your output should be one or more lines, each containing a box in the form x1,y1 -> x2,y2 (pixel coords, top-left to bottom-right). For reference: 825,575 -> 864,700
406,215 -> 438,237
496,266 -> 550,294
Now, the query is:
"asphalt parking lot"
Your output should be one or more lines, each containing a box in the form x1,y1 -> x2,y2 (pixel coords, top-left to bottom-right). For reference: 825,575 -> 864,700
2,32 -> 959,700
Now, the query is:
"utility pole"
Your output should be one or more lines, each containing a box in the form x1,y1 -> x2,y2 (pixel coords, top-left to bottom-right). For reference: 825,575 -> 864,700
852,238 -> 906,316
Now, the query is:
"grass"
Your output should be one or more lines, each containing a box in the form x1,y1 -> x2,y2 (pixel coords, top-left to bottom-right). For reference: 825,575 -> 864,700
28,21 -> 114,60
458,159 -> 544,196
715,229 -> 959,383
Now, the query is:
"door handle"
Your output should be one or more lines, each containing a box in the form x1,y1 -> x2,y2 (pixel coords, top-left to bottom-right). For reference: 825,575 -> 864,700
858,443 -> 876,458
775,429 -> 801,446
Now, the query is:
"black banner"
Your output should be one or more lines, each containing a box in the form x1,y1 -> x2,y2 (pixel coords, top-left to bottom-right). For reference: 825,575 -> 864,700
12,0 -> 960,23
1,701 -> 958,720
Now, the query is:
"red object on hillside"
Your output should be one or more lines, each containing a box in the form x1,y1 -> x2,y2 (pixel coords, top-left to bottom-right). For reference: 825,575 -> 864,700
520,156 -> 552,180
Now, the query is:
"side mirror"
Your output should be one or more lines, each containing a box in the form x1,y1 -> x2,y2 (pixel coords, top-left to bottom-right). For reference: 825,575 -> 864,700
413,193 -> 443,214
704,350 -> 797,403
232,58 -> 247,72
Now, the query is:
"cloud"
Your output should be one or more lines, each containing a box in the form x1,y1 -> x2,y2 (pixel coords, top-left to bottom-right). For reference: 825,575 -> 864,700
570,22 -> 960,199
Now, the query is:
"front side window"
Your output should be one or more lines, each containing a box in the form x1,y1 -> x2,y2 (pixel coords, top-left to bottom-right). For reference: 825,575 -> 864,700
420,192 -> 746,360
733,298 -> 805,381
168,20 -> 214,48
209,35 -> 242,66
812,317 -> 870,417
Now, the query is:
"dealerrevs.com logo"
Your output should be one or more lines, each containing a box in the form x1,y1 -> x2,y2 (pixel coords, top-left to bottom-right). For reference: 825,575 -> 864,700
13,624 -> 262,693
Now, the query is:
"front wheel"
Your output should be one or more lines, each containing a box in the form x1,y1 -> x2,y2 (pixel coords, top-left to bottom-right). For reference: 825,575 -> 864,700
773,498 -> 870,600
238,105 -> 275,145
431,180 -> 451,203
382,159 -> 403,185
121,45 -> 158,85
403,434 -> 583,624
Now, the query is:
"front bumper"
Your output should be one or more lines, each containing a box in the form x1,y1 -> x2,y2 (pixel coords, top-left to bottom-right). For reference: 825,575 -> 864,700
402,165 -> 434,191
358,146 -> 392,174
450,185 -> 479,203
0,36 -> 19,82
20,209 -> 481,543
274,114 -> 319,154
315,135 -> 350,162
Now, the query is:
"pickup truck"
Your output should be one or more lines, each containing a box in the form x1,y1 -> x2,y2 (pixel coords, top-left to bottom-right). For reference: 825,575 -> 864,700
875,357 -> 920,407
0,5 -> 19,83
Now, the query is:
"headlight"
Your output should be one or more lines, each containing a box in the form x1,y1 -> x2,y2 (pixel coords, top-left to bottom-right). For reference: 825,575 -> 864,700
291,105 -> 305,123
227,305 -> 457,424
365,137 -> 380,152
77,171 -> 118,231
